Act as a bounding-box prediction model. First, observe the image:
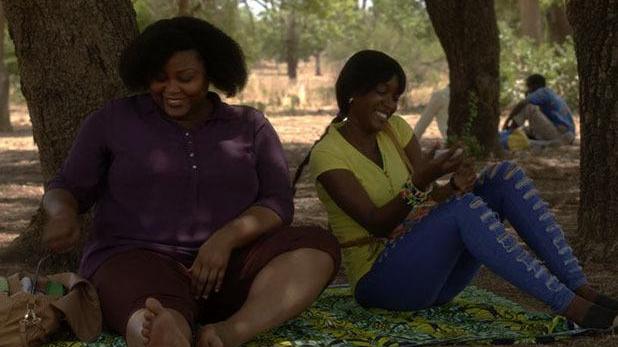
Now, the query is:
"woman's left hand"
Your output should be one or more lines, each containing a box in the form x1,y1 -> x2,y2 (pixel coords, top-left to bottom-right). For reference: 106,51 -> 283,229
452,160 -> 477,194
189,232 -> 235,299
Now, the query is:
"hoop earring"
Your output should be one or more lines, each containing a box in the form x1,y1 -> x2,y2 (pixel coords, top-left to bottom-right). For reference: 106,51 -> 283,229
348,97 -> 354,104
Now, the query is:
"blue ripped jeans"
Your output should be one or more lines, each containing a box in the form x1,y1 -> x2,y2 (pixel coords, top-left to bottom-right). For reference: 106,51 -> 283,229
355,161 -> 586,313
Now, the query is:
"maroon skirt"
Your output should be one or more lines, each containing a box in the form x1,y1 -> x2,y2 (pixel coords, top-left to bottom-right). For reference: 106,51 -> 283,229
90,226 -> 341,335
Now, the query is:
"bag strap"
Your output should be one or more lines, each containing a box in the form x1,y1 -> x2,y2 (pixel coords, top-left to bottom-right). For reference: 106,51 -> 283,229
382,122 -> 414,175
339,236 -> 382,248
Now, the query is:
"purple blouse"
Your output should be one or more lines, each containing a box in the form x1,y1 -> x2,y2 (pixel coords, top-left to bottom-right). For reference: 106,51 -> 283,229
47,93 -> 294,278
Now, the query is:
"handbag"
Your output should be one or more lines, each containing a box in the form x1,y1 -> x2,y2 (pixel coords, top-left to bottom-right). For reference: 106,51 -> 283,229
0,257 -> 102,347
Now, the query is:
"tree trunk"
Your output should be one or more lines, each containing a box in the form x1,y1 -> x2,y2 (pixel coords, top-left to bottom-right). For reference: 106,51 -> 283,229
546,3 -> 572,44
567,0 -> 618,260
518,0 -> 543,43
177,0 -> 191,16
426,0 -> 502,157
314,52 -> 321,76
0,1 -> 11,132
285,10 -> 298,80
1,0 -> 138,270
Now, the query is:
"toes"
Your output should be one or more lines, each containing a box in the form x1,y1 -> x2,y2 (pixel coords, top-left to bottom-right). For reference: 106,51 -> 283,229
145,297 -> 164,314
141,327 -> 150,338
142,319 -> 152,331
142,333 -> 150,346
142,327 -> 150,338
144,310 -> 155,321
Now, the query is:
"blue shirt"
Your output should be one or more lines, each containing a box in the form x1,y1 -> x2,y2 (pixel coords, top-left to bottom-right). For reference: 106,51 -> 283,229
47,93 -> 294,278
526,87 -> 575,133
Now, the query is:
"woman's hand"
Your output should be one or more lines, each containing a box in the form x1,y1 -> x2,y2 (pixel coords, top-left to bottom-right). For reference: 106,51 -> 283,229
413,145 -> 465,189
387,206 -> 431,239
189,232 -> 235,299
452,159 -> 477,195
42,212 -> 81,253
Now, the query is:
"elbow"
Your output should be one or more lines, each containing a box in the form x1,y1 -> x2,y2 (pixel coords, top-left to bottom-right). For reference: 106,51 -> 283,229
43,188 -> 80,217
256,197 -> 294,226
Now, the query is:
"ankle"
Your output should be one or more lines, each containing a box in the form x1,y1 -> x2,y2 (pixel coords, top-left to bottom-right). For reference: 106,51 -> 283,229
225,320 -> 253,346
207,321 -> 246,347
576,285 -> 618,311
564,295 -> 617,329
575,284 -> 598,303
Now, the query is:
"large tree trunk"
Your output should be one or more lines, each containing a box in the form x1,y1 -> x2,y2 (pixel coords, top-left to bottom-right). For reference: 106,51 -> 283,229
285,10 -> 298,80
518,0 -> 544,43
546,3 -> 572,44
1,0 -> 138,270
426,0 -> 502,156
0,2 -> 11,132
567,0 -> 618,260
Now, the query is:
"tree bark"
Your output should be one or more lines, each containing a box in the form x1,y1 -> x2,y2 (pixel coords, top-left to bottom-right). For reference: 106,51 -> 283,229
177,0 -> 191,16
518,0 -> 544,43
1,0 -> 138,269
285,9 -> 298,80
546,2 -> 572,44
426,0 -> 502,156
314,52 -> 321,76
0,1 -> 11,132
567,0 -> 618,260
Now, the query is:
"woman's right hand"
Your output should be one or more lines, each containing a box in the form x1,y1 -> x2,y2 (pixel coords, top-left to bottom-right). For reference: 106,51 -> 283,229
413,145 -> 464,189
42,212 -> 81,253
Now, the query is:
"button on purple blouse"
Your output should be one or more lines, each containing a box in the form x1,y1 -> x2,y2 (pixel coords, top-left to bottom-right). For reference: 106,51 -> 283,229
47,93 -> 294,278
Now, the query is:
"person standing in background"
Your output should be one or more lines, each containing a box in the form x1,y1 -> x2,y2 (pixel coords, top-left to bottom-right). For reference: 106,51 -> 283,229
413,86 -> 449,140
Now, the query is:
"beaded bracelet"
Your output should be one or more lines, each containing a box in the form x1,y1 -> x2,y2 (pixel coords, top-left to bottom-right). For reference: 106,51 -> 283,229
400,177 -> 433,207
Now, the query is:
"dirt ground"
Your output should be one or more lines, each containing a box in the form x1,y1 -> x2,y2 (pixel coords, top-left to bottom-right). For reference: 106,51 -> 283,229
1,105 -> 617,346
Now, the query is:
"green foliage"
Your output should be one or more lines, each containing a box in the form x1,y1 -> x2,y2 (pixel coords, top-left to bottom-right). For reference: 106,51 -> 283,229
539,0 -> 564,11
131,0 -> 155,31
3,28 -> 25,103
447,91 -> 484,159
499,21 -> 578,109
494,1 -> 520,31
131,0 -> 262,65
255,0 -> 359,65
326,0 -> 445,88
1,0 -> 579,113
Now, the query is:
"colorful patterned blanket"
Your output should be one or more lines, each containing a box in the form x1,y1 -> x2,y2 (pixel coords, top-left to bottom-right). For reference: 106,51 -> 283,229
44,286 -> 587,346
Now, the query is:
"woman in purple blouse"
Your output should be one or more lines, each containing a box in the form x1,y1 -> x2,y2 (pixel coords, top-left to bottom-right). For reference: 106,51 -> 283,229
42,17 -> 340,347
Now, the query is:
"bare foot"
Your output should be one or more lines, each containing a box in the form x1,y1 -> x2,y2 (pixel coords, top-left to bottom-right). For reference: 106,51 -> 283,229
141,297 -> 191,347
198,322 -> 243,347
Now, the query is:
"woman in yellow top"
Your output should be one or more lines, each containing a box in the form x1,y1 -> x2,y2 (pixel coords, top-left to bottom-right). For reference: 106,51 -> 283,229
294,50 -> 618,330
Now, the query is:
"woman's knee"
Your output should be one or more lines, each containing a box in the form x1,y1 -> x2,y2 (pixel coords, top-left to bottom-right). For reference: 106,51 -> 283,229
478,161 -> 527,186
451,192 -> 487,215
287,248 -> 335,274
286,227 -> 342,277
451,193 -> 504,237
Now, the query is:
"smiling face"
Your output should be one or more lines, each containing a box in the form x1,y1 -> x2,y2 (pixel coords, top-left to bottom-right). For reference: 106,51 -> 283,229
347,76 -> 401,134
149,50 -> 209,120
